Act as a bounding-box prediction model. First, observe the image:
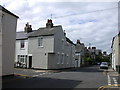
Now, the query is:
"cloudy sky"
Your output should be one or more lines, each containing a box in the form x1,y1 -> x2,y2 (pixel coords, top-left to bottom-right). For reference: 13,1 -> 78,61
0,0 -> 119,54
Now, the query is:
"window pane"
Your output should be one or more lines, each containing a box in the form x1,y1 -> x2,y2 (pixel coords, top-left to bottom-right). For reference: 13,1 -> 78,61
18,55 -> 20,62
20,40 -> 25,48
38,37 -> 43,46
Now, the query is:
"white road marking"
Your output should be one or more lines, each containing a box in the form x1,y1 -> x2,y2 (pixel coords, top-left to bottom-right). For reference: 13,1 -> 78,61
40,73 -> 43,75
113,78 -> 118,86
42,73 -> 46,75
40,72 -> 47,75
33,72 -> 51,77
108,75 -> 111,85
32,75 -> 39,77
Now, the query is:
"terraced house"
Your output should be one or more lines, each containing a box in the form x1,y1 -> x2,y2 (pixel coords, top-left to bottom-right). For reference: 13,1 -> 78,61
111,34 -> 120,72
75,40 -> 85,67
15,19 -> 75,69
0,5 -> 18,76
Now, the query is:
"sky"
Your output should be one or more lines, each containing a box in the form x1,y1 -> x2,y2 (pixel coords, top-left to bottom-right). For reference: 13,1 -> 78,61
0,0 -> 119,54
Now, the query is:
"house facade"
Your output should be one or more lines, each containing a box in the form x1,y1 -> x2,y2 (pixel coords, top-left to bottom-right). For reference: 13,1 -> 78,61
15,19 -> 75,69
95,49 -> 102,56
0,5 -> 18,76
15,31 -> 29,68
111,34 -> 120,71
75,40 -> 85,67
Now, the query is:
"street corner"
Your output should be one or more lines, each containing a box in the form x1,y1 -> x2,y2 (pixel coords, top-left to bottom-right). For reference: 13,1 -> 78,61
48,70 -> 62,73
33,69 -> 62,73
98,84 -> 120,90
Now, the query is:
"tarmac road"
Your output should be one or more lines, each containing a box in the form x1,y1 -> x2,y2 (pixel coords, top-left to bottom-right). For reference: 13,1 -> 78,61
3,65 -> 119,89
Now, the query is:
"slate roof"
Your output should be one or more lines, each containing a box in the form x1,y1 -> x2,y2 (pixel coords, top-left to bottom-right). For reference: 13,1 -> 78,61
28,25 -> 61,37
66,37 -> 75,45
16,25 -> 62,40
0,5 -> 19,18
16,31 -> 28,40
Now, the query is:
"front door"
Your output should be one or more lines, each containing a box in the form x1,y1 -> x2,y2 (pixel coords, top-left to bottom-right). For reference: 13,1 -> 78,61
29,56 -> 32,68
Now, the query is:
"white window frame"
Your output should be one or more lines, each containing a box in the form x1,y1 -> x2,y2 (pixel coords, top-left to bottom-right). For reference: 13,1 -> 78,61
18,55 -> 27,64
20,40 -> 25,49
38,37 -> 43,47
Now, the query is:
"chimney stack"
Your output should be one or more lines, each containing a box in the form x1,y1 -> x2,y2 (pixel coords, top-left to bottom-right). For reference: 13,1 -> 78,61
92,47 -> 96,49
46,19 -> 53,28
24,22 -> 32,33
77,40 -> 80,44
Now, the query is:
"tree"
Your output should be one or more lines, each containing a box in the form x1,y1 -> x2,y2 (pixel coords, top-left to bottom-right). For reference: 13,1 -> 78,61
85,57 -> 93,64
101,56 -> 110,62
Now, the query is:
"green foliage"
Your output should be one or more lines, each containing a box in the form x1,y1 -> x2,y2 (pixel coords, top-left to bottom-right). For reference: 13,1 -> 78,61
96,56 -> 102,62
101,56 -> 110,62
85,57 -> 93,64
96,55 -> 110,62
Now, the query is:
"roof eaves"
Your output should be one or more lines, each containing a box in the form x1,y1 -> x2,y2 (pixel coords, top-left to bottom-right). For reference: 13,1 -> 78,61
28,34 -> 54,38
66,37 -> 75,45
16,38 -> 28,40
0,5 -> 19,18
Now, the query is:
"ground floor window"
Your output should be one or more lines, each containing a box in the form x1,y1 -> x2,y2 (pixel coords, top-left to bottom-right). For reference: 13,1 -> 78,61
16,55 -> 27,68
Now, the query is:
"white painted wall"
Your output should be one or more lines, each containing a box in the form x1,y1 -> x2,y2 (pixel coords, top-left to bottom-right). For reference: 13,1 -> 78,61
0,13 -> 2,77
15,39 -> 28,62
28,36 -> 54,69
15,26 -> 75,69
0,13 -> 2,90
112,35 -> 119,71
2,10 -> 18,76
75,53 -> 81,67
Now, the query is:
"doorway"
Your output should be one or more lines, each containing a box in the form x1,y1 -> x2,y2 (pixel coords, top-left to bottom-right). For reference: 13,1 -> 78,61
29,56 -> 32,68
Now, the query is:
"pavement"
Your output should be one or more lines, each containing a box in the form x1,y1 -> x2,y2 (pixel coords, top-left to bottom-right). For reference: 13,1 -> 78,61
98,67 -> 120,90
107,67 -> 120,76
14,68 -> 62,78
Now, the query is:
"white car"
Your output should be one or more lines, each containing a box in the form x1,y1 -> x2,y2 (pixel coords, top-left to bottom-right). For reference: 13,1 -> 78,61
100,62 -> 108,69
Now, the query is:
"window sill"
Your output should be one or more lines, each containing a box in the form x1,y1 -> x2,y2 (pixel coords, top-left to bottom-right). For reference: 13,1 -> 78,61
20,48 -> 25,50
38,46 -> 44,48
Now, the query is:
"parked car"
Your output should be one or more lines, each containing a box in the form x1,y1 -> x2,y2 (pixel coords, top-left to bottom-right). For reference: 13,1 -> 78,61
100,62 -> 108,69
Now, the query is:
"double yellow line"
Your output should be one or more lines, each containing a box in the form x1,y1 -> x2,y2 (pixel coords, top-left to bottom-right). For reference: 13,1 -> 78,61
98,84 -> 120,90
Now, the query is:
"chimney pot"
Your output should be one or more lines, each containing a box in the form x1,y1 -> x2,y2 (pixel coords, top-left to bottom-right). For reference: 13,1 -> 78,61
46,19 -> 53,28
24,22 -> 32,33
77,40 -> 80,44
